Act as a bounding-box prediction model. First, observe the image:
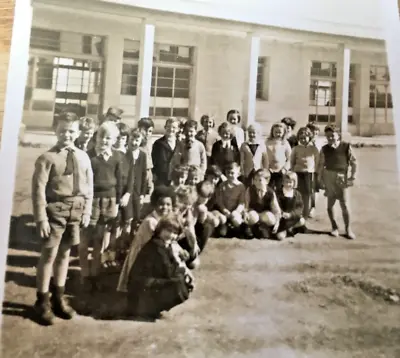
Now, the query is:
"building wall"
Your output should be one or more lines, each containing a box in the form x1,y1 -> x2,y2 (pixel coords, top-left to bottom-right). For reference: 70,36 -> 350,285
26,6 -> 393,135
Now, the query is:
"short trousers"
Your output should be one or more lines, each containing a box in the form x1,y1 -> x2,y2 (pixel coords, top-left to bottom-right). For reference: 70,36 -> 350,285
44,196 -> 85,248
90,197 -> 117,227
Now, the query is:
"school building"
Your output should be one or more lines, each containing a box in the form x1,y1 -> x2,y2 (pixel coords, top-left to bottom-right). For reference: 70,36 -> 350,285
23,0 -> 392,136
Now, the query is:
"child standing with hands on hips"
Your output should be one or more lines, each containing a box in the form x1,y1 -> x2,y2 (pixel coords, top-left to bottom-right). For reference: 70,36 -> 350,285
32,112 -> 93,326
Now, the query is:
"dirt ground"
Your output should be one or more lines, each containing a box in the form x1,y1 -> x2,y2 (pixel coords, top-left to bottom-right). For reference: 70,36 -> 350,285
2,146 -> 400,358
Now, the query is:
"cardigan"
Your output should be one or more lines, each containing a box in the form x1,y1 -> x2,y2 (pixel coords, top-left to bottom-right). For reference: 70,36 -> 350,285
290,144 -> 320,173
210,140 -> 241,170
266,138 -> 292,173
240,141 -> 269,178
125,149 -> 148,196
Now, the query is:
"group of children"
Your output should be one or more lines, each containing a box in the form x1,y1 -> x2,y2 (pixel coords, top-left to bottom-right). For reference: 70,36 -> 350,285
30,106 -> 357,324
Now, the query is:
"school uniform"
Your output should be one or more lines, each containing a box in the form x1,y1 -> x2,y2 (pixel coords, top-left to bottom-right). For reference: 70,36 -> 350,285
291,144 -> 320,217
276,188 -> 304,232
210,140 -> 240,171
87,148 -> 123,227
318,141 -> 356,200
266,138 -> 292,191
174,139 -> 207,178
240,141 -> 269,183
127,237 -> 191,318
32,145 -> 93,248
152,136 -> 181,186
124,149 -> 148,225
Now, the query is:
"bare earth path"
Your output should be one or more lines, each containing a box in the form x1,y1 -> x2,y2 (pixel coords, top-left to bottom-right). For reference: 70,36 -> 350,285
2,146 -> 400,358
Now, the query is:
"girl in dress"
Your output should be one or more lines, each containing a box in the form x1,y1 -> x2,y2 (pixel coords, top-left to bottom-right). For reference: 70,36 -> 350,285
196,115 -> 219,165
290,127 -> 320,219
117,186 -> 175,293
275,172 -> 306,240
210,122 -> 240,171
266,122 -> 292,192
126,214 -> 194,320
226,109 -> 245,150
240,122 -> 269,185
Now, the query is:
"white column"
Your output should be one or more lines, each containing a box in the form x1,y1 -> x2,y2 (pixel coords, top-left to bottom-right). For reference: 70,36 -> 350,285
353,62 -> 370,136
103,34 -> 124,111
0,0 -> 32,324
135,22 -> 155,120
335,44 -> 351,136
242,34 -> 260,126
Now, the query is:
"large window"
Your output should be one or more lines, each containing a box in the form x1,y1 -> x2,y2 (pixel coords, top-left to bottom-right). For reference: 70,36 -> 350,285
256,57 -> 268,100
309,61 -> 355,124
121,40 -> 194,118
369,65 -> 392,122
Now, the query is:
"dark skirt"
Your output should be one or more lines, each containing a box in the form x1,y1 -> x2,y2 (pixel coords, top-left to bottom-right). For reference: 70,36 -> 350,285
127,275 -> 190,317
296,172 -> 314,196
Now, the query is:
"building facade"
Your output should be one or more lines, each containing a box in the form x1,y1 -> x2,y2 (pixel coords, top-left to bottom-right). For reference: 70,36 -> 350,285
23,0 -> 392,136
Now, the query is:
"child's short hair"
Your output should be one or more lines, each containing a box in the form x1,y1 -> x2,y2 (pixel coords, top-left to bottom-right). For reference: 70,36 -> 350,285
58,112 -> 80,125
281,117 -> 296,130
165,117 -> 180,128
130,127 -> 144,140
153,213 -> 182,237
171,165 -> 189,182
175,185 -> 198,206
324,124 -> 338,134
187,165 -> 202,178
296,127 -> 312,140
200,115 -> 215,128
217,122 -> 233,137
196,180 -> 215,200
269,122 -> 287,139
283,171 -> 298,188
183,119 -> 198,133
97,121 -> 120,139
150,186 -> 176,207
246,122 -> 262,133
79,116 -> 97,131
205,165 -> 223,179
253,168 -> 271,181
224,162 -> 240,173
116,122 -> 130,138
226,109 -> 241,123
137,117 -> 154,130
306,122 -> 319,133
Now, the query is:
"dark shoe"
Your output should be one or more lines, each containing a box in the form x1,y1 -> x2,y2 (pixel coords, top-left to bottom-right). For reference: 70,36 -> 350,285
33,292 -> 55,326
218,224 -> 228,237
51,286 -> 76,320
242,225 -> 254,240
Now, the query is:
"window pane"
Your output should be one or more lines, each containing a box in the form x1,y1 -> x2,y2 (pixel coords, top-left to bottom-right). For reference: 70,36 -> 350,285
156,88 -> 173,97
387,93 -> 393,108
30,28 -> 61,51
156,44 -> 192,64
375,84 -> 387,108
149,107 -> 154,116
174,89 -> 189,98
370,67 -> 376,80
82,35 -> 92,55
172,108 -> 189,117
121,85 -> 137,96
123,40 -> 140,59
157,67 -> 174,78
123,64 -> 139,75
311,61 -> 335,77
369,85 -> 376,108
175,68 -> 190,80
349,64 -> 356,80
155,107 -> 172,116
36,57 -> 56,89
158,78 -> 173,88
174,79 -> 189,90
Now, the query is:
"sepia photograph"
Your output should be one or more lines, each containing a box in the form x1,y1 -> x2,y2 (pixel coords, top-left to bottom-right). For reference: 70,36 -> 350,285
1,0 -> 400,357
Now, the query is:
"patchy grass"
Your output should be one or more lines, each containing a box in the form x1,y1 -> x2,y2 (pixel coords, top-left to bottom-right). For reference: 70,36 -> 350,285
2,146 -> 400,358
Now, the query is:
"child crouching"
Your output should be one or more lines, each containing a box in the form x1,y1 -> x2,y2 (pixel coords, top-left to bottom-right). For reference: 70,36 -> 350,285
214,162 -> 246,237
243,169 -> 281,239
275,172 -> 306,240
126,214 -> 194,320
